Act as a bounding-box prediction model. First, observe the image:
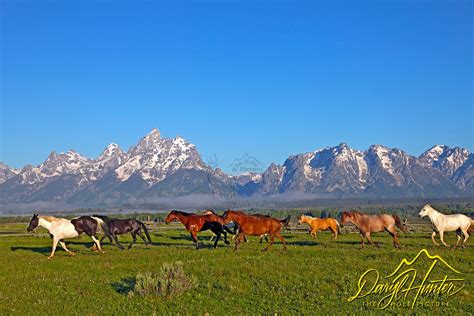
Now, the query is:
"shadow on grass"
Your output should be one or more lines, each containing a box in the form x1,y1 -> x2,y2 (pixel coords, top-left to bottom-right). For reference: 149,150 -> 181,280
10,246 -> 51,255
112,277 -> 135,295
287,240 -> 319,246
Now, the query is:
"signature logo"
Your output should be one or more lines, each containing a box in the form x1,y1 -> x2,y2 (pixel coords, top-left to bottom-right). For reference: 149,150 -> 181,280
348,249 -> 465,309
228,154 -> 263,174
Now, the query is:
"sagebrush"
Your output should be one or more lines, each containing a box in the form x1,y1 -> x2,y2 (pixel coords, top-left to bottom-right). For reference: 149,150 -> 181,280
129,261 -> 197,298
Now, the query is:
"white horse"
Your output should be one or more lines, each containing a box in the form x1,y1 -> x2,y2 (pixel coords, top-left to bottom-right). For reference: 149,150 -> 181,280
27,214 -> 104,259
419,204 -> 472,248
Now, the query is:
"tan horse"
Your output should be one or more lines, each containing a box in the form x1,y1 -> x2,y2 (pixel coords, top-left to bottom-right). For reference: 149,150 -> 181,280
341,211 -> 406,249
298,215 -> 340,239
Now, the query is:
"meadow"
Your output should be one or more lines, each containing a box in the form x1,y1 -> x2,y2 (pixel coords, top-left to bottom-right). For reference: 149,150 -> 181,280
0,221 -> 472,315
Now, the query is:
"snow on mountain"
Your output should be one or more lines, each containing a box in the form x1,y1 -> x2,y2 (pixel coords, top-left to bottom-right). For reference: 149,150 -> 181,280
0,163 -> 19,184
0,129 -> 472,207
115,129 -> 208,185
419,145 -> 471,178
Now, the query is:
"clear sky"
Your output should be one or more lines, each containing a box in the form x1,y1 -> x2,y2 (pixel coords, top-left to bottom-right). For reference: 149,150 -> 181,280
1,0 -> 472,173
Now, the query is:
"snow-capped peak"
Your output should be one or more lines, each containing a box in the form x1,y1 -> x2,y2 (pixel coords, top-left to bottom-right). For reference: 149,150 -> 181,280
97,143 -> 123,161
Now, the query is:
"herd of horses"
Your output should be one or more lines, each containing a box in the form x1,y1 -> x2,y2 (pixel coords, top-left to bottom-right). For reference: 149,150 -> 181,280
25,204 -> 473,259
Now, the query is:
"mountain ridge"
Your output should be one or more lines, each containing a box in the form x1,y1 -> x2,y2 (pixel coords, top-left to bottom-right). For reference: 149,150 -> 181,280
0,129 -> 472,207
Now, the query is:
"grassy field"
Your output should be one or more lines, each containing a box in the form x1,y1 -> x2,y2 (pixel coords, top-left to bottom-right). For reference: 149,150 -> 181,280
0,222 -> 472,315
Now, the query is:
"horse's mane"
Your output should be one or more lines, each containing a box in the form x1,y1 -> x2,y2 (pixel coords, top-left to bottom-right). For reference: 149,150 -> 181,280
173,210 -> 191,216
93,214 -> 112,222
349,210 -> 364,216
39,215 -> 61,222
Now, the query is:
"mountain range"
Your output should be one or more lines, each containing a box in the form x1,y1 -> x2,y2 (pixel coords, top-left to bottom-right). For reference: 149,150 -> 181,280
0,128 -> 472,209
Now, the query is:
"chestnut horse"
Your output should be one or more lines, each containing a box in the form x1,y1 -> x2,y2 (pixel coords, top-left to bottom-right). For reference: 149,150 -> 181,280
341,211 -> 406,248
204,210 -> 269,243
298,215 -> 340,239
165,210 -> 230,249
222,210 -> 290,251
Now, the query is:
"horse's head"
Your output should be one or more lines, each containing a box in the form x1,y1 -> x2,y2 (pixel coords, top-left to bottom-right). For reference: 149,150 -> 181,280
418,204 -> 432,218
165,210 -> 179,224
340,211 -> 352,225
222,210 -> 235,224
298,215 -> 309,225
27,213 -> 39,232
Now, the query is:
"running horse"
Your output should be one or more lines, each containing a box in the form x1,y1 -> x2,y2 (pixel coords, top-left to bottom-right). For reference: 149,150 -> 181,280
222,210 -> 290,251
341,211 -> 406,248
165,210 -> 230,249
419,204 -> 471,248
27,214 -> 104,259
92,214 -> 152,250
203,210 -> 269,243
298,215 -> 340,239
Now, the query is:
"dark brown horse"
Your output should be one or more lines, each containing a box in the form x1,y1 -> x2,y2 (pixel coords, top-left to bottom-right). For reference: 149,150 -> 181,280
341,211 -> 406,248
222,210 -> 290,251
92,215 -> 152,250
165,210 -> 230,249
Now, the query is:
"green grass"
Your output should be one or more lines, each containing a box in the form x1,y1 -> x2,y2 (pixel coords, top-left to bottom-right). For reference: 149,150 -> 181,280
0,223 -> 472,315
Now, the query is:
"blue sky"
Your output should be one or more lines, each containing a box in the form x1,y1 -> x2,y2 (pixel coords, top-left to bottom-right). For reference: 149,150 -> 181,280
1,0 -> 472,173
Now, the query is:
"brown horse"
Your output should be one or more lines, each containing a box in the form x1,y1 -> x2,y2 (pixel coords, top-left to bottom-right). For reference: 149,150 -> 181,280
165,210 -> 230,249
203,210 -> 270,243
341,211 -> 406,248
222,210 -> 290,251
298,215 -> 340,239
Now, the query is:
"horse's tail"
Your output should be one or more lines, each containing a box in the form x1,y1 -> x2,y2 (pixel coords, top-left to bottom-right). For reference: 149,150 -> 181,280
393,215 -> 407,233
91,216 -> 107,231
334,219 -> 341,234
139,220 -> 152,244
280,216 -> 291,228
468,220 -> 474,234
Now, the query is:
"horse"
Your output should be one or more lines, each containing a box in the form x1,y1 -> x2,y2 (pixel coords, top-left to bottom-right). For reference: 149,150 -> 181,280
165,210 -> 230,249
298,215 -> 340,239
222,210 -> 290,251
340,211 -> 406,248
26,214 -> 103,259
92,215 -> 152,250
418,204 -> 472,248
203,210 -> 270,243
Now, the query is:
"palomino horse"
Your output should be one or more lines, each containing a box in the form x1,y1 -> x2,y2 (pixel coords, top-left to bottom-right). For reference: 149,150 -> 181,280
222,210 -> 290,251
92,215 -> 152,250
341,211 -> 406,248
27,214 -> 103,259
298,215 -> 340,239
419,204 -> 472,248
165,210 -> 230,249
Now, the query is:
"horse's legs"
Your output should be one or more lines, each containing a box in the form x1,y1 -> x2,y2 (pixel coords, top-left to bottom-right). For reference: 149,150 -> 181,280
128,232 -> 137,250
90,235 -> 103,253
359,233 -> 365,249
137,230 -> 149,246
259,234 -> 268,243
48,236 -> 60,259
275,232 -> 287,251
453,230 -> 462,249
234,233 -> 244,251
111,233 -> 125,250
431,231 -> 440,246
190,232 -> 200,249
262,234 -> 275,251
439,231 -> 450,247
59,240 -> 75,256
209,234 -> 215,242
461,229 -> 469,248
212,232 -> 221,248
366,232 -> 378,247
385,228 -> 400,249
222,231 -> 230,245
311,229 -> 318,238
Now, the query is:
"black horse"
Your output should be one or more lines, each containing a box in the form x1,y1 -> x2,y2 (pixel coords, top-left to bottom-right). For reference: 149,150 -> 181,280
93,215 -> 152,250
